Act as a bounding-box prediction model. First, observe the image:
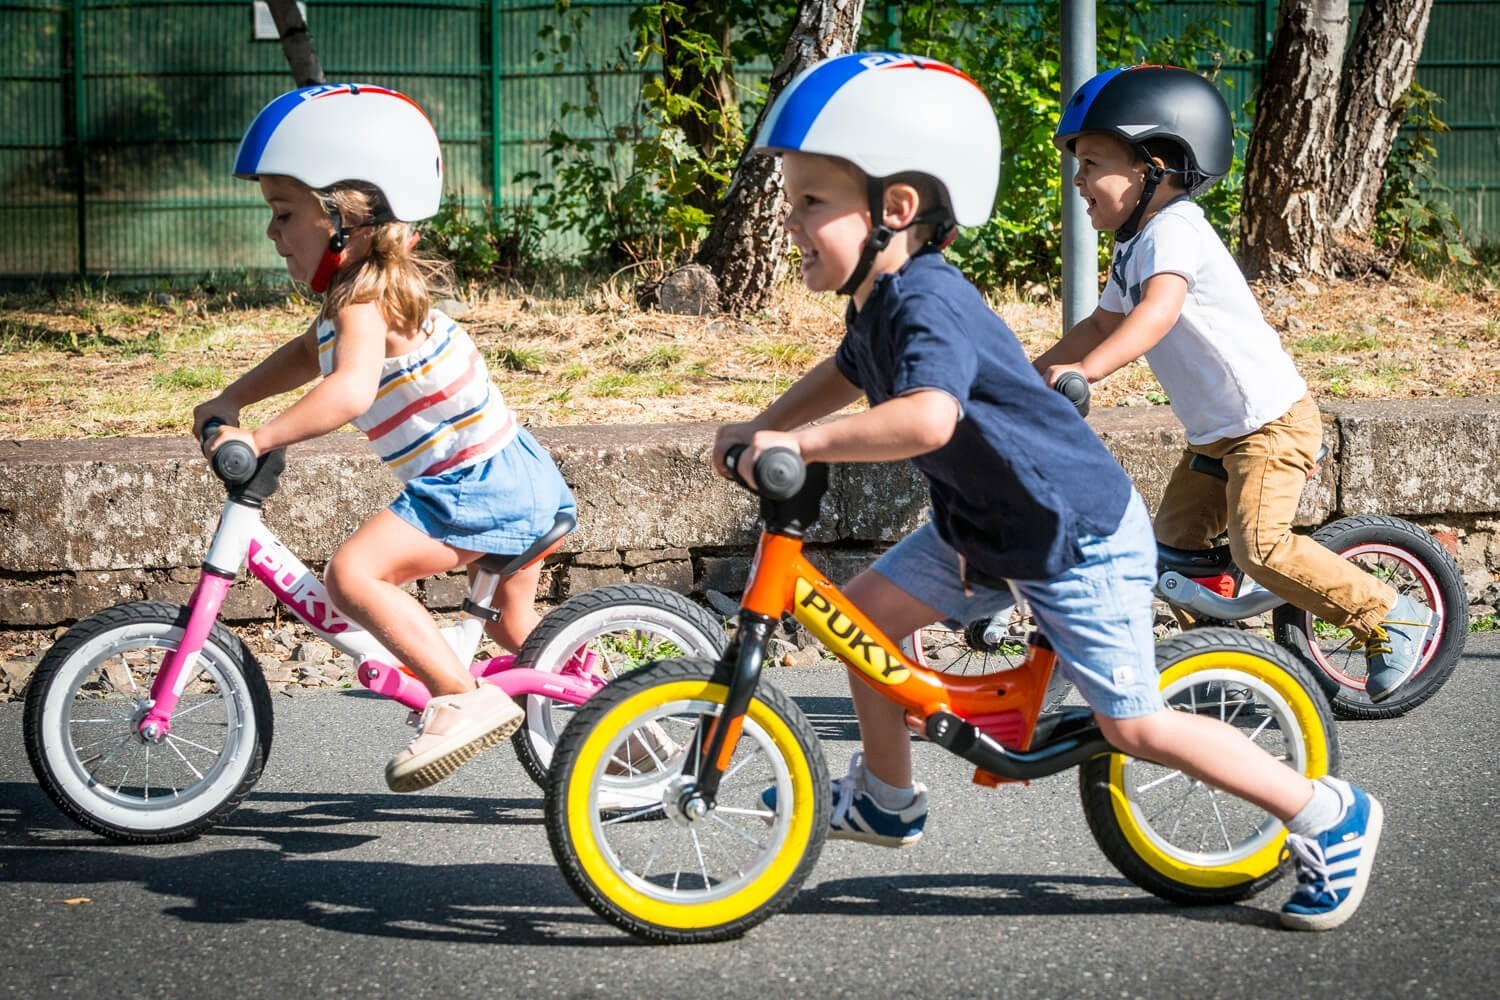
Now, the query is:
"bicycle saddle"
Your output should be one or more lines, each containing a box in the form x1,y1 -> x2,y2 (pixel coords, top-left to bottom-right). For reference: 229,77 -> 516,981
474,511 -> 577,575
1156,541 -> 1234,576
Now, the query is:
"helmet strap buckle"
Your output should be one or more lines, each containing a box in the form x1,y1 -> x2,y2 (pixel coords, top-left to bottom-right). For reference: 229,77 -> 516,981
308,208 -> 350,293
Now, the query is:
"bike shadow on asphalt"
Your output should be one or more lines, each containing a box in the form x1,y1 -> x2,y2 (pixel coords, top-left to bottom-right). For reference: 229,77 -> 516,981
0,779 -> 1278,941
789,693 -> 862,742
787,870 -> 1276,928
0,782 -> 638,946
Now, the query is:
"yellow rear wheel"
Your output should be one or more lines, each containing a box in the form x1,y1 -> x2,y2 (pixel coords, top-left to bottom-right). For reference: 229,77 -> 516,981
1079,628 -> 1338,904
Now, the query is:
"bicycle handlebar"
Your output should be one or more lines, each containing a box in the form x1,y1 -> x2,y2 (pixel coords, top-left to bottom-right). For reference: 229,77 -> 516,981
1052,371 -> 1091,417
201,419 -> 258,487
724,374 -> 1084,498
724,444 -> 806,501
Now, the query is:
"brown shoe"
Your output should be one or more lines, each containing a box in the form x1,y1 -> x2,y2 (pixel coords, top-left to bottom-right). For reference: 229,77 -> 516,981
385,684 -> 524,792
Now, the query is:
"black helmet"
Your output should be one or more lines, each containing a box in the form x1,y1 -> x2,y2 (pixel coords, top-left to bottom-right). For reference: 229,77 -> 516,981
1054,65 -> 1233,197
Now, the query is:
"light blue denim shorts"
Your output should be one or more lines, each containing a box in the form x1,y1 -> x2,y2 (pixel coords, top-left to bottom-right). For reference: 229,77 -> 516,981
872,492 -> 1164,719
388,427 -> 576,557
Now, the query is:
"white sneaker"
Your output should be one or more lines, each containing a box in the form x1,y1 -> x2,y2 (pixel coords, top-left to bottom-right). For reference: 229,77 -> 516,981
385,684 -> 523,792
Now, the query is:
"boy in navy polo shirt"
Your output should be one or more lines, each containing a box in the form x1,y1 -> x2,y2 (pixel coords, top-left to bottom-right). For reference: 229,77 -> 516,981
712,52 -> 1383,932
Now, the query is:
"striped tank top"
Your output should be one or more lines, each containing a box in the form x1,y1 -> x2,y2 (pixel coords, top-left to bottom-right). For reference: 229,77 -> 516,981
316,308 -> 518,482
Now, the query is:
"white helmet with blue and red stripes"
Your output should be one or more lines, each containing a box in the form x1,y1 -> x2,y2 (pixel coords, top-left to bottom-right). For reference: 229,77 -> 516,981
233,83 -> 443,222
753,52 -> 1001,228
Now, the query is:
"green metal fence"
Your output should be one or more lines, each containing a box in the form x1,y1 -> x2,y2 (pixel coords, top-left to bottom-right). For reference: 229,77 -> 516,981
1,0 -> 1495,280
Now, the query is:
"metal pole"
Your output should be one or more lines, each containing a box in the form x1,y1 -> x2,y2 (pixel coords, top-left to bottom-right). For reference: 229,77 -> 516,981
68,0 -> 87,278
1060,0 -> 1098,333
490,0 -> 503,207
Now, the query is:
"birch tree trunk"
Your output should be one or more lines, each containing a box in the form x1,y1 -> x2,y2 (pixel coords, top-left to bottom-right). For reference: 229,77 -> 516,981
694,0 -> 865,315
1329,0 -> 1435,233
265,0 -> 324,87
1239,0 -> 1349,281
1240,0 -> 1436,280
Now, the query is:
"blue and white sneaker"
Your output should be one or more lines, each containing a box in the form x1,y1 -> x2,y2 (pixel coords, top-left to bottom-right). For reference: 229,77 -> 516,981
1364,594 -> 1435,703
1280,777 -> 1384,931
761,752 -> 927,848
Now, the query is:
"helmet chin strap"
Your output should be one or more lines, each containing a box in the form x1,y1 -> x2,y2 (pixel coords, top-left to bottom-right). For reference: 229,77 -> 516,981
1122,146 -> 1200,244
837,177 -> 956,297
309,208 -> 351,294
838,176 -> 895,297
1114,156 -> 1164,243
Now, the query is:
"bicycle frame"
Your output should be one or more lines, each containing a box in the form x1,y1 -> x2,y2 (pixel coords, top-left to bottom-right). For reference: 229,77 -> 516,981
689,465 -> 1111,806
137,459 -> 601,741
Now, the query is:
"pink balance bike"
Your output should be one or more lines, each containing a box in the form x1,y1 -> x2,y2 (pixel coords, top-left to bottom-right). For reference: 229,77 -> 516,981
23,427 -> 725,843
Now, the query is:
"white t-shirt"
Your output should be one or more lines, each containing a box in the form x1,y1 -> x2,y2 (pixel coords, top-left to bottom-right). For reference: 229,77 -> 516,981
1099,199 -> 1306,445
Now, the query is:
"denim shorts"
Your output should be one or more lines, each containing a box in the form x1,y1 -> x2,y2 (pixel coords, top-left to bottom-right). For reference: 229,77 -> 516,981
871,492 -> 1164,719
388,427 -> 576,557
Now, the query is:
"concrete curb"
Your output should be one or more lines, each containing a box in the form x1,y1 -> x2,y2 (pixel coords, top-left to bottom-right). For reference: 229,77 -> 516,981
3,398 -> 1498,634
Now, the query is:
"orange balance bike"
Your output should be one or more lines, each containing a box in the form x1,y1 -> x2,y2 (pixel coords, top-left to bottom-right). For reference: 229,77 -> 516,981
544,448 -> 1338,943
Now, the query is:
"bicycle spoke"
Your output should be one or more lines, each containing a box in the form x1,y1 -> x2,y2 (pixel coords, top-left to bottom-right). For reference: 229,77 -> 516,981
86,733 -> 136,772
1135,767 -> 1190,796
713,804 -> 775,821
705,810 -> 772,850
600,803 -> 665,825
162,737 -> 209,781
170,698 -> 229,724
1205,792 -> 1234,852
689,827 -> 712,889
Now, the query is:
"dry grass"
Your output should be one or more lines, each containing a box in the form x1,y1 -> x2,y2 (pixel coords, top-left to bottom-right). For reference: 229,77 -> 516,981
1,269 -> 1497,442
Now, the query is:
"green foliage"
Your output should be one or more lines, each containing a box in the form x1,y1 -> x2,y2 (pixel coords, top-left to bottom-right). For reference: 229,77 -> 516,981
1374,83 -> 1476,271
516,1 -> 1484,294
868,1 -> 1250,291
522,2 -> 753,269
423,194 -> 543,285
526,1 -> 1254,287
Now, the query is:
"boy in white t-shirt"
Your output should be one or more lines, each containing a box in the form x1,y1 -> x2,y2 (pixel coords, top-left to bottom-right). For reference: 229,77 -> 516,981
1035,65 -> 1433,704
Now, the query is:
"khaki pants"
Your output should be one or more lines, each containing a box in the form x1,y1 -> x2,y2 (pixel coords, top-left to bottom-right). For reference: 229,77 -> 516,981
1153,393 -> 1395,636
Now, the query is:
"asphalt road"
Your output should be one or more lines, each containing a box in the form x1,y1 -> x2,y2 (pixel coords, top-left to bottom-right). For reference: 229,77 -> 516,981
2,634 -> 1497,999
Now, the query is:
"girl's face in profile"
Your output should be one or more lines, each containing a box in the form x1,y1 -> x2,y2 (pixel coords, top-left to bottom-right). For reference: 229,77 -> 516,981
258,175 -> 336,284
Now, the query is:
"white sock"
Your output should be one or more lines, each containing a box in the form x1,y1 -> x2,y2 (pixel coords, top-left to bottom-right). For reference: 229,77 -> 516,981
1286,777 -> 1347,836
863,768 -> 917,811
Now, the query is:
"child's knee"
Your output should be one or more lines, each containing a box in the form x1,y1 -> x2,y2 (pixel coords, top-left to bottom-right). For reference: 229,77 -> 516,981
1095,711 -> 1165,759
1228,529 -> 1289,577
322,549 -> 363,605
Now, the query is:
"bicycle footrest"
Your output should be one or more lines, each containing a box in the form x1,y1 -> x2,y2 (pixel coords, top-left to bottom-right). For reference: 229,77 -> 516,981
926,709 -> 1111,782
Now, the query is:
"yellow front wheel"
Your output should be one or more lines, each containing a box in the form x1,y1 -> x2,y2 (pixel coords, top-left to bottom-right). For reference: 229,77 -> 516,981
544,657 -> 829,943
1079,628 -> 1339,905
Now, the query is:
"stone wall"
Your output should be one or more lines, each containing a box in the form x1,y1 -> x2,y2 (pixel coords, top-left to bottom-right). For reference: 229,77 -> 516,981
3,399 -> 1498,634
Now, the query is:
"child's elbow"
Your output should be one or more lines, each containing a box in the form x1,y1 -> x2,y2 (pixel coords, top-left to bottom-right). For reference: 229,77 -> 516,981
913,395 -> 960,451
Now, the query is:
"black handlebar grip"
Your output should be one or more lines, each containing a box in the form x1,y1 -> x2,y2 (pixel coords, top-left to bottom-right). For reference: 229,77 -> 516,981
723,444 -> 806,500
754,447 -> 806,501
1053,371 -> 1091,417
202,420 -> 257,486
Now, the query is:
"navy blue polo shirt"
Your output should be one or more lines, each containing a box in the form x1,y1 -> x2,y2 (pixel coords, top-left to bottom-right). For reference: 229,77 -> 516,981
835,249 -> 1133,581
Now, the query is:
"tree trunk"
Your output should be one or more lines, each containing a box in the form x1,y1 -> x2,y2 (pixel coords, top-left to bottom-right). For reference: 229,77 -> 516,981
265,0 -> 324,87
1329,0 -> 1435,234
1240,0 -> 1349,281
695,0 -> 865,315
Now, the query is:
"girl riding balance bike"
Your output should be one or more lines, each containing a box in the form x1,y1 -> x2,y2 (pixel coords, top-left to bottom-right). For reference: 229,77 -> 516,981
196,83 -> 574,793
